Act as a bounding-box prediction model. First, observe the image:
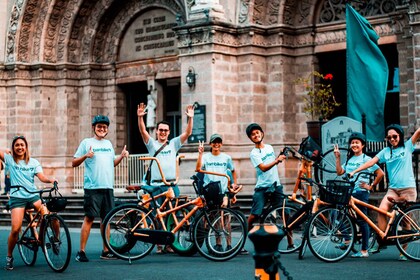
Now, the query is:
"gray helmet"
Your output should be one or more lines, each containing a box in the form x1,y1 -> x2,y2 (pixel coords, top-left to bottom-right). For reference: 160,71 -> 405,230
348,132 -> 366,145
92,115 -> 110,126
246,123 -> 263,138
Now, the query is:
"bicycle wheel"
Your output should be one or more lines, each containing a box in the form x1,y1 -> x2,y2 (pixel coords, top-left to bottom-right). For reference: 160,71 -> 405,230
102,204 -> 156,261
193,208 -> 247,261
314,148 -> 348,185
394,205 -> 420,261
262,204 -> 303,253
307,207 -> 355,262
42,214 -> 71,272
166,204 -> 198,256
18,213 -> 38,266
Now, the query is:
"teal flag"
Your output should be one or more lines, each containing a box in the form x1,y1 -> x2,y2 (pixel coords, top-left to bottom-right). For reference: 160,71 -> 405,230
346,4 -> 388,141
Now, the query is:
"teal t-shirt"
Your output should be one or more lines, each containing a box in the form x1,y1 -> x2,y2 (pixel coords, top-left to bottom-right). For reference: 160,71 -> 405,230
74,138 -> 115,190
342,154 -> 379,192
5,153 -> 42,199
250,144 -> 280,189
376,139 -> 416,189
145,136 -> 182,186
201,153 -> 234,193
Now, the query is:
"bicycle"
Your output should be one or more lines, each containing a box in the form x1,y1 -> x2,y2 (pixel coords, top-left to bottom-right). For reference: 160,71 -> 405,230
102,156 -> 247,262
13,183 -> 71,272
305,172 -> 420,262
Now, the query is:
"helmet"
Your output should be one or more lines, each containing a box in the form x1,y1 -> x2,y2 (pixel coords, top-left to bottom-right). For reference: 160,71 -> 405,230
46,197 -> 68,212
385,124 -> 404,138
92,115 -> 110,126
348,132 -> 366,145
246,123 -> 263,138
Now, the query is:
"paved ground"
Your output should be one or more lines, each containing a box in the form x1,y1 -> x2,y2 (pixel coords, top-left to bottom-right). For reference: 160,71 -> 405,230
0,226 -> 419,280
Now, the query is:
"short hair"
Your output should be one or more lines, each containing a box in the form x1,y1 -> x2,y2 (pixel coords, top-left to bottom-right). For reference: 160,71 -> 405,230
156,121 -> 171,129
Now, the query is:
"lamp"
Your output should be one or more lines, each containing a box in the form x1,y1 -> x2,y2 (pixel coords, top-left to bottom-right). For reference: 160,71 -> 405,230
186,67 -> 196,88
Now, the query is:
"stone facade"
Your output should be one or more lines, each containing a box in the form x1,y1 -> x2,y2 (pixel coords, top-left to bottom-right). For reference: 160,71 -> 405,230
0,0 -> 419,194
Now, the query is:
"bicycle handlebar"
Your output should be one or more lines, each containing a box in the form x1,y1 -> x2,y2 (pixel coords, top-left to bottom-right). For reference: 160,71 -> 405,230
11,181 -> 59,196
300,171 -> 375,187
138,155 -> 184,186
195,169 -> 243,194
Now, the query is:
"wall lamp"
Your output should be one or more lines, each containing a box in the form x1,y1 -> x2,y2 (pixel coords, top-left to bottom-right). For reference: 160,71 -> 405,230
186,67 -> 196,88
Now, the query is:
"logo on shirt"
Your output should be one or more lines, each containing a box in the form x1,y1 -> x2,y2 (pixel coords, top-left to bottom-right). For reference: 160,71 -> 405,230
261,152 -> 275,162
93,148 -> 112,153
206,162 -> 227,167
14,166 -> 35,172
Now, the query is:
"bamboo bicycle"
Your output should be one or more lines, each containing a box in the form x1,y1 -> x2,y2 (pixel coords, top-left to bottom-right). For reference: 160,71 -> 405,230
305,173 -> 420,262
13,183 -> 71,272
101,156 -> 247,262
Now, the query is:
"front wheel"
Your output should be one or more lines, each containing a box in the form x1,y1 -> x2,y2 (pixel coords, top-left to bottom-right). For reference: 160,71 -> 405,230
193,208 -> 247,261
262,204 -> 304,254
102,204 -> 157,261
42,214 -> 71,272
307,207 -> 355,262
394,205 -> 420,261
18,213 -> 38,266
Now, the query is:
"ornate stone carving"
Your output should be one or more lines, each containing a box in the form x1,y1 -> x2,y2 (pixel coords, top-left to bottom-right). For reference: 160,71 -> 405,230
6,0 -> 25,63
17,0 -> 38,62
238,0 -> 250,24
44,0 -> 67,63
32,0 -> 52,62
267,0 -> 280,25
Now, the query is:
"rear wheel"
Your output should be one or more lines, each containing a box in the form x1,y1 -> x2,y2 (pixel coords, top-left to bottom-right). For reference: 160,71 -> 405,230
394,206 -> 420,261
18,213 -> 38,266
307,207 -> 355,262
263,204 -> 303,253
193,208 -> 247,261
42,214 -> 71,272
102,204 -> 156,261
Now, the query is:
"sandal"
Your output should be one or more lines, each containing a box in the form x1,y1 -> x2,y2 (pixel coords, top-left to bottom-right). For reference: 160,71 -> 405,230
163,245 -> 174,254
156,246 -> 165,254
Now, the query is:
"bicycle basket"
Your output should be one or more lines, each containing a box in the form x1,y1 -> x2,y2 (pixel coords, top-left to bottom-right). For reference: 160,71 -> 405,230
46,191 -> 67,212
319,180 -> 354,205
298,136 -> 321,161
202,181 -> 224,208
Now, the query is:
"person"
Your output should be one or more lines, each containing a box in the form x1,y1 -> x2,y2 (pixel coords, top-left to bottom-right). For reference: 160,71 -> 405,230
245,123 -> 287,231
72,115 -> 129,262
349,124 -> 420,261
196,134 -> 246,253
1,136 -> 57,270
3,163 -> 11,195
137,102 -> 194,253
334,132 -> 384,258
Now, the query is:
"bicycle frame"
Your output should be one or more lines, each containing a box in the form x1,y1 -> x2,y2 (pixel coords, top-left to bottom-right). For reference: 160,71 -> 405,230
20,208 -> 48,247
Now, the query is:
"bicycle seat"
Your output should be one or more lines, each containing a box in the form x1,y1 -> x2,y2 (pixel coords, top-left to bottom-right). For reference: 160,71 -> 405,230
387,196 -> 415,207
126,185 -> 142,192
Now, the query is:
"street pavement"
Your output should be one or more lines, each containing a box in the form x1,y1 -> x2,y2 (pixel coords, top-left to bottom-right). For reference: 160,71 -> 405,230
0,226 -> 419,280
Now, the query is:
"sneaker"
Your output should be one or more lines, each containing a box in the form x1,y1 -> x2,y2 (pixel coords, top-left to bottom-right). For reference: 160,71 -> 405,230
368,242 -> 387,254
240,248 -> 249,255
351,251 -> 369,258
398,254 -> 408,261
214,244 -> 223,253
5,256 -> 13,270
75,250 -> 89,262
225,245 -> 232,251
287,244 -> 296,250
100,251 -> 117,260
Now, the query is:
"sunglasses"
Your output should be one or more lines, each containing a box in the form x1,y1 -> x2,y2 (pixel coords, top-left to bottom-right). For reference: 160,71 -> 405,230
385,135 -> 399,141
13,135 -> 25,140
158,129 -> 169,133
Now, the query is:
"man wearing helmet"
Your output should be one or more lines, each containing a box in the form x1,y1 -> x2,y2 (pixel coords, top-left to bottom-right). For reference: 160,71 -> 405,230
349,125 -> 420,260
72,115 -> 129,262
137,103 -> 194,253
245,123 -> 287,230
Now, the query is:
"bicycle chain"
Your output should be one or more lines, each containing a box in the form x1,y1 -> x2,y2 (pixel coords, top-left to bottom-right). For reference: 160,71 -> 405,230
273,252 -> 293,280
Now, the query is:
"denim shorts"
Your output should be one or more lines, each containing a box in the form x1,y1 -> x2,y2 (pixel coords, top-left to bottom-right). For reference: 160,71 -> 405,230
9,196 -> 40,210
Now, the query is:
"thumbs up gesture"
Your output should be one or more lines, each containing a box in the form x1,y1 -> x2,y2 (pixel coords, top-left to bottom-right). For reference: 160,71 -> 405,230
86,146 -> 94,158
121,145 -> 129,158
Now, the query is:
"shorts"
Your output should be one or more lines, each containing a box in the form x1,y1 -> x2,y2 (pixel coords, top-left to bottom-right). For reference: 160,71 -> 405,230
84,189 -> 114,220
9,196 -> 41,210
250,184 -> 284,216
380,187 -> 417,211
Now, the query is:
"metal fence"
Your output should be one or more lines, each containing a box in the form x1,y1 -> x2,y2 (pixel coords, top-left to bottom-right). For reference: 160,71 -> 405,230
73,154 -> 149,193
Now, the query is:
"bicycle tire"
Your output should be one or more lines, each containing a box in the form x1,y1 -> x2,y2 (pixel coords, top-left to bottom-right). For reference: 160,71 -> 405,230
192,208 -> 247,261
102,204 -> 156,261
314,148 -> 349,185
262,204 -> 303,254
42,214 -> 71,272
298,237 -> 307,260
307,207 -> 355,262
166,204 -> 198,256
17,213 -> 38,266
394,205 -> 420,261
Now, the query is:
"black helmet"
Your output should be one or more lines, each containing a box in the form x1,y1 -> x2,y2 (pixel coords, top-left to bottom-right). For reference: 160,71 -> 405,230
246,123 -> 263,138
46,197 -> 68,212
348,132 -> 366,145
92,115 -> 110,126
385,124 -> 404,138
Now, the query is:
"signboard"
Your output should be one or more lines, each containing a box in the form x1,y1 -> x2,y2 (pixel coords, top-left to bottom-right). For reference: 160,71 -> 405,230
118,8 -> 178,61
321,116 -> 362,153
188,104 -> 206,143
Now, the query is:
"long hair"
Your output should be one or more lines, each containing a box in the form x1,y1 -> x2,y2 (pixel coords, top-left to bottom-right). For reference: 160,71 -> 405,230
11,136 -> 30,164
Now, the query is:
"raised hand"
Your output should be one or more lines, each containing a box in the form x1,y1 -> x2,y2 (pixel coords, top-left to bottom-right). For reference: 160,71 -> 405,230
86,146 -> 94,158
185,104 -> 194,118
333,144 -> 340,158
137,103 -> 148,117
198,140 -> 204,154
121,145 -> 129,158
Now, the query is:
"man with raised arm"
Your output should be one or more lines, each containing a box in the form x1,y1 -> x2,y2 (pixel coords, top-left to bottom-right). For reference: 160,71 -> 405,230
137,103 -> 194,253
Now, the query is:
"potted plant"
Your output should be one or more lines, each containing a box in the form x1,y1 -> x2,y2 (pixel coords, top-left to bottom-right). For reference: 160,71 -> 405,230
295,71 -> 340,144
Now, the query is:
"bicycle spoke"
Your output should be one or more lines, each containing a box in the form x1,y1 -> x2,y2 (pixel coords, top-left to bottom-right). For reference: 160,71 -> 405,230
395,206 -> 420,261
43,214 -> 71,272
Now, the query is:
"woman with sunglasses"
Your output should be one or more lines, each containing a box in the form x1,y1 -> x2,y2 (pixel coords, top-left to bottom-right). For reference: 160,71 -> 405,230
0,136 -> 57,270
349,124 -> 420,260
